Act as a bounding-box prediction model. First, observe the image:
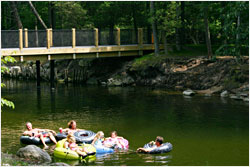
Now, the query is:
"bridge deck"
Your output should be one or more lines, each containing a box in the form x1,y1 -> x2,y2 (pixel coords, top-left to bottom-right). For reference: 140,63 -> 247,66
1,44 -> 162,61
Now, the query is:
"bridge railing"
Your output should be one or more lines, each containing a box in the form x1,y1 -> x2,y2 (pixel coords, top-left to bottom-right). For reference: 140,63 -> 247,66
1,28 -> 162,49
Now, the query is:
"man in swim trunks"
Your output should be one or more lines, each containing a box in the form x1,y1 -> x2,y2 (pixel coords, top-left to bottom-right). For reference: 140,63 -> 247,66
136,136 -> 164,153
60,120 -> 85,134
23,122 -> 57,149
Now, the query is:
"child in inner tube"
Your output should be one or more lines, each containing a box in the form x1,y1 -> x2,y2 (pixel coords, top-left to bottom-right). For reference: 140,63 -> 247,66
136,136 -> 164,153
23,122 -> 57,149
104,131 -> 126,149
64,134 -> 89,158
91,131 -> 113,148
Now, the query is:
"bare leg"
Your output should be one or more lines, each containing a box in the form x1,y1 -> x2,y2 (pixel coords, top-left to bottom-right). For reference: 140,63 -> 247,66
39,134 -> 48,148
76,149 -> 87,157
48,133 -> 57,144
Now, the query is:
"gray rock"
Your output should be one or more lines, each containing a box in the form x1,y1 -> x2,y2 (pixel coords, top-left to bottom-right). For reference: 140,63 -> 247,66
229,95 -> 242,100
243,98 -> 249,102
183,89 -> 195,96
220,90 -> 229,97
16,145 -> 51,163
49,162 -> 70,166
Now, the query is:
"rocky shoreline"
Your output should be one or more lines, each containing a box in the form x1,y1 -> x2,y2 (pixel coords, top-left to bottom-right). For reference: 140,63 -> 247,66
3,55 -> 249,101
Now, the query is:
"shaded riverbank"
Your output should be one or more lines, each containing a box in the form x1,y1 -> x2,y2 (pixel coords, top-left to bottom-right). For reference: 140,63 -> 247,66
3,53 -> 249,99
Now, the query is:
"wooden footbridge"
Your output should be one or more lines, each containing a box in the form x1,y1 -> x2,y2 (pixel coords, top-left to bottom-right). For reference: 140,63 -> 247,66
1,28 -> 163,61
1,28 -> 163,87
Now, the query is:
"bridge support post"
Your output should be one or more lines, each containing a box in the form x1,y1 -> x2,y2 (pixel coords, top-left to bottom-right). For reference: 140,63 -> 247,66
138,28 -> 143,46
50,60 -> 55,88
50,28 -> 53,46
72,28 -> 76,48
116,28 -> 120,46
24,28 -> 28,48
47,29 -> 51,49
94,28 -> 98,47
36,60 -> 41,88
19,29 -> 23,50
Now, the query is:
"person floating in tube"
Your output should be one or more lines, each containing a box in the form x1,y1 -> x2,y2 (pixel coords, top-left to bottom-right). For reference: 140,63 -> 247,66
136,136 -> 164,153
22,122 -> 57,149
59,120 -> 85,134
64,133 -> 91,158
104,131 -> 126,149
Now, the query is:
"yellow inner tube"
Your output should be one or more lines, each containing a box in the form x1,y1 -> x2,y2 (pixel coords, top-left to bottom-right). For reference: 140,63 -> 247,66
53,139 -> 96,160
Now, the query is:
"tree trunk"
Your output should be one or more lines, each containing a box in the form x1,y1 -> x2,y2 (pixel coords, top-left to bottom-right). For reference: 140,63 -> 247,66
11,2 -> 23,29
204,5 -> 212,59
150,1 -> 159,56
28,1 -> 48,29
48,2 -> 56,28
236,13 -> 241,55
109,24 -> 114,45
163,31 -> 168,55
220,2 -> 227,45
132,3 -> 138,43
175,2 -> 181,51
180,1 -> 185,46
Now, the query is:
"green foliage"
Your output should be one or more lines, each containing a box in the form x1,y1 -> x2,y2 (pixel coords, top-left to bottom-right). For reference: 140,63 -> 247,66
1,55 -> 16,110
156,2 -> 181,37
1,1 -> 249,57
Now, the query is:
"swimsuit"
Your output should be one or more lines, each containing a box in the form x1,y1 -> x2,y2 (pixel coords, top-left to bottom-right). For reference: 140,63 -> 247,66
69,142 -> 77,151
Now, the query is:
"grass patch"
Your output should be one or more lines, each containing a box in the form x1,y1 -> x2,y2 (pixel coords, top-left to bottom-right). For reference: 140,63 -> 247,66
131,44 -> 210,70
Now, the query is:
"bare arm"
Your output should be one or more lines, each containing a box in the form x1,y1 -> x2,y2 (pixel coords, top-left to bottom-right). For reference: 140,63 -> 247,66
91,137 -> 97,145
136,147 -> 153,153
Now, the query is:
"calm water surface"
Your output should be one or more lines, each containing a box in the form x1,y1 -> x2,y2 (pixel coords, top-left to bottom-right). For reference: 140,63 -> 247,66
1,79 -> 249,166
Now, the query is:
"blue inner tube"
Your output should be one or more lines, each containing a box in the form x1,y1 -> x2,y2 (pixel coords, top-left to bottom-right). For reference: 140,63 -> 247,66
20,134 -> 51,145
94,145 -> 114,154
56,130 -> 96,144
143,142 -> 173,154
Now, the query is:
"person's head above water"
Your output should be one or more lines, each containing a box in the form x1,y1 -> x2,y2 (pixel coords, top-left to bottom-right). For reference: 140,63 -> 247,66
68,120 -> 77,129
155,136 -> 164,146
111,131 -> 117,138
26,122 -> 32,130
66,134 -> 76,143
96,131 -> 104,139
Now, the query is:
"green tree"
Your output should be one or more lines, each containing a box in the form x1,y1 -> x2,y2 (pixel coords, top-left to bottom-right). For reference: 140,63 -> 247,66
1,56 -> 16,110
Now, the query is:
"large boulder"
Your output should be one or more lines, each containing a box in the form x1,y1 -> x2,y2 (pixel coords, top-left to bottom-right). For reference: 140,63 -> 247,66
16,145 -> 51,163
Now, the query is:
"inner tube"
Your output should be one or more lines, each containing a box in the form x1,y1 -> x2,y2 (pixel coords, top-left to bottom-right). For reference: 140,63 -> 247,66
143,142 -> 173,154
74,130 -> 96,144
53,139 -> 96,160
20,134 -> 51,145
55,132 -> 67,141
56,130 -> 96,144
103,138 -> 129,150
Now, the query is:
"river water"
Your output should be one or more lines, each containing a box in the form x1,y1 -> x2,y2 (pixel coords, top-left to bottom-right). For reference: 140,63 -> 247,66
1,79 -> 249,166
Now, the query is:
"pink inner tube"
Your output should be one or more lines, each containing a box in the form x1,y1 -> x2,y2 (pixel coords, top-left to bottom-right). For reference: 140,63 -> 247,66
103,138 -> 129,149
